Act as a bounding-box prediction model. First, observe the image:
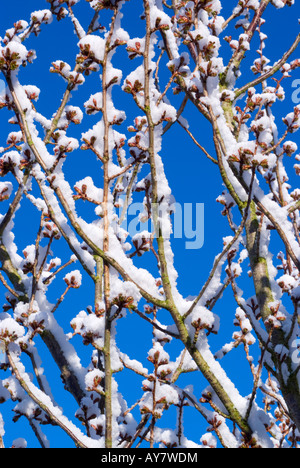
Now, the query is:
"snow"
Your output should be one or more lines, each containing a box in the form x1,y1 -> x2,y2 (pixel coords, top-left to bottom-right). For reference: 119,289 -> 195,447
149,0 -> 179,59
187,304 -> 220,334
140,375 -> 179,417
69,11 -> 86,40
85,368 -> 104,392
201,432 -> 217,448
84,92 -> 103,114
65,105 -> 83,124
196,331 -> 249,416
0,413 -> 4,439
283,141 -> 298,155
23,85 -> 41,101
51,60 -> 71,76
271,0 -> 289,7
78,35 -> 106,62
74,176 -> 103,203
235,308 -> 250,327
0,40 -> 29,67
0,318 -> 25,343
10,352 -> 101,448
119,352 -> 148,376
71,311 -> 105,348
55,133 -> 79,153
30,10 -> 53,24
12,438 -> 27,448
39,182 -> 96,274
64,270 -> 82,288
0,181 -> 13,200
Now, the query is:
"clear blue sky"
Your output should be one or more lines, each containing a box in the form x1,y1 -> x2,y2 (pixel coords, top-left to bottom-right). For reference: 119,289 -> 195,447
0,0 -> 299,448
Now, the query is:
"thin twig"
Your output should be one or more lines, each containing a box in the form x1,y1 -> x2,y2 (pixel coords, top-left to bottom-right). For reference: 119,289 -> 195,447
43,258 -> 76,285
235,33 -> 300,99
134,308 -> 180,339
177,119 -> 218,165
0,271 -> 20,298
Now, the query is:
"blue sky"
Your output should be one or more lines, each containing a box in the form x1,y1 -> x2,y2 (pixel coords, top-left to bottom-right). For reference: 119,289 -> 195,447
0,0 -> 300,448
